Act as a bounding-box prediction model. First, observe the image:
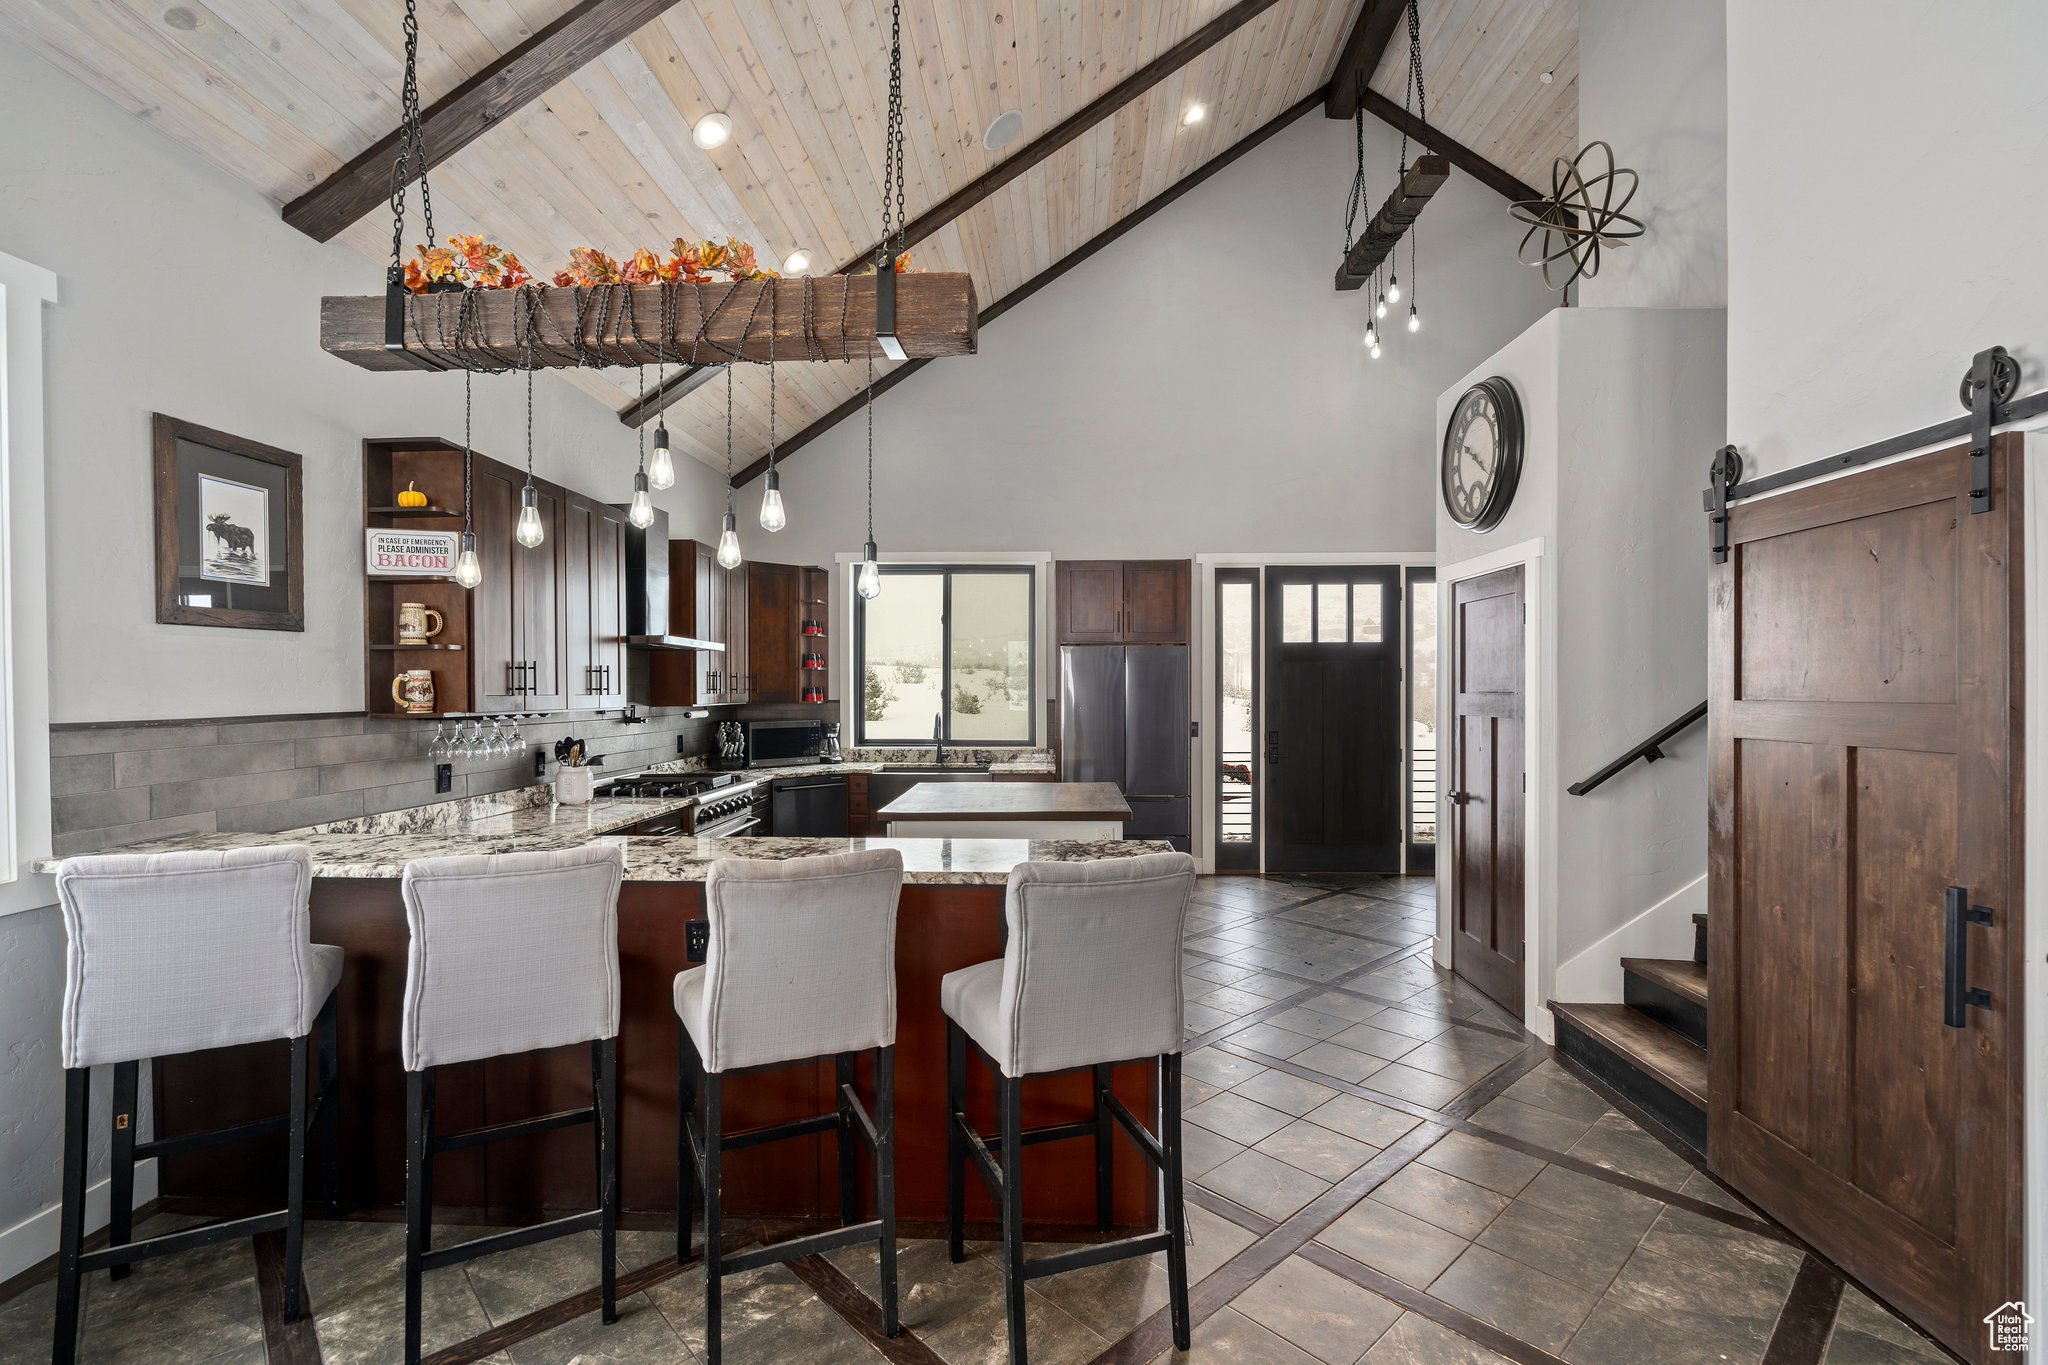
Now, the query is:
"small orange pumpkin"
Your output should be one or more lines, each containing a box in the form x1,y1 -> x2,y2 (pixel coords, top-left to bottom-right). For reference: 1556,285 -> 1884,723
397,481 -> 428,508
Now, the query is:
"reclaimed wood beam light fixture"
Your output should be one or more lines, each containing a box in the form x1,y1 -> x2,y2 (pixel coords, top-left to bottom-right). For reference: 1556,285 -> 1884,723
1335,155 -> 1447,290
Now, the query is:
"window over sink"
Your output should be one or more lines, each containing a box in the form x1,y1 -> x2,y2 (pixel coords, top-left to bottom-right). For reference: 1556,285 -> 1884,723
854,565 -> 1036,746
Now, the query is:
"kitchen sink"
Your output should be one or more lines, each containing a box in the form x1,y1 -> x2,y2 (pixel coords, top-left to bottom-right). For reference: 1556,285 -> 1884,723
880,764 -> 990,774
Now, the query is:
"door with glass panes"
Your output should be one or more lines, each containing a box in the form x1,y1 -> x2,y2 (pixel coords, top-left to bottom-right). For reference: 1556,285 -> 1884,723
1261,566 -> 1403,873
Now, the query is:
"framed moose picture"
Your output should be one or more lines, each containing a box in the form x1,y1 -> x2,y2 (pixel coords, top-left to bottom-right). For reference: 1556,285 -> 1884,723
152,413 -> 305,631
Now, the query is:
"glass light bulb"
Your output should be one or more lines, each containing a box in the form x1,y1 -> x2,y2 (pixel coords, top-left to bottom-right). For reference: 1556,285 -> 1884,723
514,486 -> 544,547
759,474 -> 786,533
453,533 -> 483,589
692,112 -> 731,149
1376,296 -> 1387,319
1387,275 -> 1401,302
857,558 -> 882,600
628,471 -> 656,528
648,424 -> 676,490
1370,343 -> 1382,360
716,512 -> 743,569
1407,305 -> 1420,333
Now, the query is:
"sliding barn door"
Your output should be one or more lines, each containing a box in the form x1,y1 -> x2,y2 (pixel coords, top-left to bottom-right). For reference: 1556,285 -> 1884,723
1709,438 -> 2023,1363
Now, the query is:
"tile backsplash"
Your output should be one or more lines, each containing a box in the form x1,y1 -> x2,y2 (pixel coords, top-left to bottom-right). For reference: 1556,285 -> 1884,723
49,708 -> 717,856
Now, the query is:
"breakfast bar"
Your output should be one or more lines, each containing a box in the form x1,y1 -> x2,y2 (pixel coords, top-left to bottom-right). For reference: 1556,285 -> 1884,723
875,779 -> 1134,840
43,805 -> 1173,1241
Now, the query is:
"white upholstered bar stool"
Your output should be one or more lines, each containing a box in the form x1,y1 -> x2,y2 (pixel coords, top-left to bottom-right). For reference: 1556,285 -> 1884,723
398,845 -> 625,1365
674,848 -> 905,1365
51,845 -> 343,1365
940,852 -> 1199,1365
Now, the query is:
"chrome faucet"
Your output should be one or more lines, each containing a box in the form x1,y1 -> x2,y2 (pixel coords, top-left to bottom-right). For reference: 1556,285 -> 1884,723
932,712 -> 946,766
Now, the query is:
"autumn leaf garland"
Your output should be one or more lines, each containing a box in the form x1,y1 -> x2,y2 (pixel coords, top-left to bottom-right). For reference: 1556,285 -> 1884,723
403,234 -> 914,293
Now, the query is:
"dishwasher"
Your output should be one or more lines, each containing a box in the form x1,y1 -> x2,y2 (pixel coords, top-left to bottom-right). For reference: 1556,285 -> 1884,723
771,774 -> 850,837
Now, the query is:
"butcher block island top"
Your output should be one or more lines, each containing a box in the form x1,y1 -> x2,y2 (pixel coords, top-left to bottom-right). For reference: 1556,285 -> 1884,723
874,780 -> 1133,822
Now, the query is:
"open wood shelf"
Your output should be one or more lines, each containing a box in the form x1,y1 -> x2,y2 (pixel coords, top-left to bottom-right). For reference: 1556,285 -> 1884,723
369,505 -> 465,518
370,643 -> 466,651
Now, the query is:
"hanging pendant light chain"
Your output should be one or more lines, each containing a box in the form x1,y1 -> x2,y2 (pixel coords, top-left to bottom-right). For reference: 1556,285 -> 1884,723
1397,0 -> 1425,173
865,350 -> 875,543
387,0 -> 435,279
637,365 -> 647,469
725,361 -> 736,516
463,368 -> 474,533
766,282 -> 776,471
1344,100 -> 1368,256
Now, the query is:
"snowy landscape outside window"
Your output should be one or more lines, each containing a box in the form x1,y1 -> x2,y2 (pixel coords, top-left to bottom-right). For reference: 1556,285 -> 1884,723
855,566 -> 1035,745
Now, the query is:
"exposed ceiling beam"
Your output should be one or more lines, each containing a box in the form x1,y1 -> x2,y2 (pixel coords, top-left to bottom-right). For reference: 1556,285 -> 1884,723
283,0 -> 684,243
728,89 -> 1329,490
1324,0 -> 1407,120
620,0 -> 1290,428
1357,88 -> 1545,206
1334,154 -> 1448,289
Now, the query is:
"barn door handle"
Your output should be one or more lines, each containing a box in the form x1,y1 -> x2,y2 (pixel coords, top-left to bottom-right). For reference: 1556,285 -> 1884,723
1943,886 -> 1994,1028
1450,792 -> 1470,806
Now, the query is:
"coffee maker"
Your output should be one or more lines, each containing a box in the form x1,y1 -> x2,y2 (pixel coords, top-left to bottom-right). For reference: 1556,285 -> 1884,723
823,722 -> 842,761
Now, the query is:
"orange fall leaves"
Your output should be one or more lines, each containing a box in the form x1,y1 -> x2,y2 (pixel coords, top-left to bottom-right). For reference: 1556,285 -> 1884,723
405,235 -> 915,293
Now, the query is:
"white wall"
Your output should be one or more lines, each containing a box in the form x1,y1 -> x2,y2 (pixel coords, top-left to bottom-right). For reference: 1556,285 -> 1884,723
738,111 -> 1555,572
1727,1 -> 2048,478
1435,307 -> 1724,1034
0,39 -> 729,726
1576,0 -> 1727,310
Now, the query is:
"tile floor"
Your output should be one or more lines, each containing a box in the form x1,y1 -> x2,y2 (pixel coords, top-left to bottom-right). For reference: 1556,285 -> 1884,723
0,874 -> 1959,1364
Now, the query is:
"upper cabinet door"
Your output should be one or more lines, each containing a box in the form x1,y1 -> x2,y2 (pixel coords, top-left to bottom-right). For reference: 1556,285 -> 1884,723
516,482 -> 566,712
562,495 -> 597,705
747,562 -> 801,703
590,502 -> 628,707
1122,561 -> 1190,644
471,464 -> 524,711
725,564 -> 750,703
1058,562 -> 1126,642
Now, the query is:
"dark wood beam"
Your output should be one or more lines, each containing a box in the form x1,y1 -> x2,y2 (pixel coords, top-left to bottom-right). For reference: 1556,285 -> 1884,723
1334,154 -> 1447,289
729,89 -> 1328,488
1324,0 -> 1407,120
284,0 -> 684,243
1357,87 -> 1545,205
621,0 -> 1289,428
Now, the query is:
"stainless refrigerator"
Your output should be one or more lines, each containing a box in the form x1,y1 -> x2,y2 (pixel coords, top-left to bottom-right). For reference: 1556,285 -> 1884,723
1060,645 -> 1191,851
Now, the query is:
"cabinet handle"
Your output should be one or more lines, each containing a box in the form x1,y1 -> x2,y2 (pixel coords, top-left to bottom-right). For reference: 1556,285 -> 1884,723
1943,886 -> 1995,1028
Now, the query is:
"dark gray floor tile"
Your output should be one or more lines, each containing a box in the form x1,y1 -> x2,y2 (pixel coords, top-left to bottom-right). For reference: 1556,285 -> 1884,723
1304,1094 -> 1422,1148
1232,1256 -> 1403,1365
1637,1205 -> 1804,1282
1565,1296 -> 1765,1365
1469,1096 -> 1600,1151
1597,1238 -> 1799,1352
1330,1021 -> 1428,1060
1369,1163 -> 1510,1240
1360,1311 -> 1517,1365
1142,1305 -> 1323,1365
1232,1068 -> 1340,1116
1476,1197 -> 1646,1294
1564,1114 -> 1699,1196
1516,1165 -> 1667,1237
1262,1007 -> 1358,1042
1823,1286 -> 1955,1365
1361,1062 -> 1468,1109
1225,1022 -> 1323,1060
1197,1149 -> 1332,1221
1315,1199 -> 1469,1289
1185,1122 -> 1250,1177
1415,1131 -> 1546,1198
1029,1252 -> 1169,1341
1300,991 -> 1389,1024
506,1290 -> 696,1365
1188,1091 -> 1299,1145
1255,1117 -> 1381,1181
1500,1062 -> 1612,1124
1185,1048 -> 1269,1089
1428,1244 -> 1599,1353
1288,1040 -> 1389,1084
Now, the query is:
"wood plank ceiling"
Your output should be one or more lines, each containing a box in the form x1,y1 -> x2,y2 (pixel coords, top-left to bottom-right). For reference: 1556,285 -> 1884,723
0,0 -> 1575,475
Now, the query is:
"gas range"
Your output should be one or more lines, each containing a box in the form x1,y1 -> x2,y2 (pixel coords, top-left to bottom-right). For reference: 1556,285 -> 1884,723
592,770 -> 763,837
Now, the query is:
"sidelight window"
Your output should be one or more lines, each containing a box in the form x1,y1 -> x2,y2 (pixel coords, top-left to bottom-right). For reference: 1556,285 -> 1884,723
855,565 -> 1036,746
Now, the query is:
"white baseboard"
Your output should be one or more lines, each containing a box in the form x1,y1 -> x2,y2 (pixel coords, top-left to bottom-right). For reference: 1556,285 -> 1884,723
1552,875 -> 1706,1003
0,1160 -> 158,1286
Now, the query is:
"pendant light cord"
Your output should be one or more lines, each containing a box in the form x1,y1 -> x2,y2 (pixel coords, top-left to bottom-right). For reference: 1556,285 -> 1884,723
636,365 -> 646,469
865,350 -> 875,545
462,368 -> 473,534
766,282 -> 776,473
725,361 -> 735,516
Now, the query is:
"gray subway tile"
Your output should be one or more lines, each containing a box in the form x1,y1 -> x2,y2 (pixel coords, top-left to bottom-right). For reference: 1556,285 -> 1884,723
114,741 -> 300,788
52,786 -> 151,835
51,753 -> 114,797
52,811 -> 216,857
294,730 -> 438,766
319,757 -> 440,794
150,768 -> 323,820
223,716 -> 366,743
50,724 -> 221,757
215,791 -> 366,834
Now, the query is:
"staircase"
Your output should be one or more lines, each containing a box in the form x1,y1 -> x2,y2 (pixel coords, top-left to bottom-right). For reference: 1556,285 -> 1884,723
1548,912 -> 1708,1152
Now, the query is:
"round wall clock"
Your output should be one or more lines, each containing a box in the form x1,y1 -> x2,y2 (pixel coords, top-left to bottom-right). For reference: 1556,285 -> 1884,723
1441,377 -> 1524,531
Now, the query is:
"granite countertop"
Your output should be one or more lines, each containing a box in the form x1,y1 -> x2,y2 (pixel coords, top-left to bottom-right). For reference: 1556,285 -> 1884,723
876,781 -> 1131,821
459,796 -> 695,838
30,829 -> 1170,884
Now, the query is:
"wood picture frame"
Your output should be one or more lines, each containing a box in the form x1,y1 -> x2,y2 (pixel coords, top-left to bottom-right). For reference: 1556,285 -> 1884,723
153,413 -> 306,631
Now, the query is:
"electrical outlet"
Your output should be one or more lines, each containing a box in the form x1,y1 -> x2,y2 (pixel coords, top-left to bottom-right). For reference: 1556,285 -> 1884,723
678,733 -> 689,754
534,750 -> 547,780
686,920 -> 710,962
435,763 -> 452,794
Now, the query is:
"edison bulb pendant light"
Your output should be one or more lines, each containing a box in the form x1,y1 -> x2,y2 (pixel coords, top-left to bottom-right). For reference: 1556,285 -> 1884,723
716,511 -> 743,569
1407,305 -> 1421,333
515,484 -> 545,547
857,541 -> 882,599
1376,294 -> 1387,319
453,531 -> 483,589
648,422 -> 676,490
758,468 -> 786,532
628,470 -> 656,528
1387,273 -> 1401,303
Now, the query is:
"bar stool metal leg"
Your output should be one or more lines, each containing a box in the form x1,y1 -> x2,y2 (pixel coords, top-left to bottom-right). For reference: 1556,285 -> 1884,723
999,1073 -> 1027,1365
403,1067 -> 431,1365
677,1021 -> 698,1263
284,1034 -> 310,1321
945,1019 -> 967,1265
1162,1052 -> 1191,1351
109,1060 -> 138,1281
835,1052 -> 858,1224
875,1044 -> 899,1339
1093,1062 -> 1113,1233
594,1038 -> 618,1324
702,1069 -> 723,1365
318,994 -> 341,1219
53,1068 -> 88,1365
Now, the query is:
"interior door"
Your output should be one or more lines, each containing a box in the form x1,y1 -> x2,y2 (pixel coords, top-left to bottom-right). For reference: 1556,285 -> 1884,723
1262,566 -> 1401,874
1709,439 -> 2022,1363
1449,566 -> 1525,1018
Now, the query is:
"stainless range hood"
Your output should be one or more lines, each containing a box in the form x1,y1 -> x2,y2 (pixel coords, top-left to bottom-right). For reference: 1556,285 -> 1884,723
613,505 -> 725,651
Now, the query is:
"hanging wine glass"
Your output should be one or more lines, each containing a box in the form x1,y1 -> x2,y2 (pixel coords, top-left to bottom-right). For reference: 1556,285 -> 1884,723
505,715 -> 524,759
460,719 -> 485,762
426,722 -> 450,761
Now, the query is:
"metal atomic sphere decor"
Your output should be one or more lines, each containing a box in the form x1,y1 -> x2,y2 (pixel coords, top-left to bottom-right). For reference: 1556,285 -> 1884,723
1509,140 -> 1644,291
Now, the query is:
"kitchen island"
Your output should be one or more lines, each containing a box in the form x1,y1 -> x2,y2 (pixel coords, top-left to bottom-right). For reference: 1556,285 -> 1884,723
38,803 -> 1171,1240
876,780 -> 1133,840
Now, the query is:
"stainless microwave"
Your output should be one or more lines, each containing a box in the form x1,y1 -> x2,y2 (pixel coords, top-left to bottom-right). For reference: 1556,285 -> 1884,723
743,719 -> 841,768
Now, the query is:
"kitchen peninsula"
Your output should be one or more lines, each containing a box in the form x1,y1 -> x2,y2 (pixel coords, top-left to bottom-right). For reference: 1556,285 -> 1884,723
876,780 -> 1132,840
33,789 -> 1171,1238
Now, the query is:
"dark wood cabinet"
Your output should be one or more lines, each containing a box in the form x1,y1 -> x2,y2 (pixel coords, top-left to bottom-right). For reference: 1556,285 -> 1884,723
471,460 -> 565,712
1056,560 -> 1189,645
725,564 -> 750,704
649,540 -> 725,706
801,566 -> 830,703
646,551 -> 832,709
564,493 -> 628,709
745,562 -> 801,703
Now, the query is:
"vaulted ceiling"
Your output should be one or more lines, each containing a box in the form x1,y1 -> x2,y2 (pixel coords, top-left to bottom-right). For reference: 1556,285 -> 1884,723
0,0 -> 1575,476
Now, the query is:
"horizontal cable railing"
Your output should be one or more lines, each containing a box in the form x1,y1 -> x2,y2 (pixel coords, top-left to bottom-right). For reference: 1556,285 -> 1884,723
1219,750 -> 1255,842
1567,702 -> 1707,797
1411,746 -> 1436,843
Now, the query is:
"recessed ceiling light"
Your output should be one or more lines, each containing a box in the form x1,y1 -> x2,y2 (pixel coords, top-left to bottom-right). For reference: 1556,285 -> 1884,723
983,109 -> 1025,151
692,112 -> 732,149
1538,70 -> 1554,84
783,249 -> 811,274
1182,104 -> 1206,126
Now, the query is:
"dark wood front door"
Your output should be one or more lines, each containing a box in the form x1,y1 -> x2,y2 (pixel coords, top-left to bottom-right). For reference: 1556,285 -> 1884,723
1709,439 -> 2022,1363
1262,566 -> 1401,874
1449,566 -> 1525,1018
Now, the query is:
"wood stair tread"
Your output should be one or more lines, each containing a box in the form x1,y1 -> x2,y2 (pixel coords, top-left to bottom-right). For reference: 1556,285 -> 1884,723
1549,1001 -> 1708,1110
1620,957 -> 1707,1008
1691,912 -> 1707,927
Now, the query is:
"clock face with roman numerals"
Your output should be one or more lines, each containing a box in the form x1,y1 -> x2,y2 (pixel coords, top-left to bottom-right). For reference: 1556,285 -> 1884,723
1442,377 -> 1524,532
